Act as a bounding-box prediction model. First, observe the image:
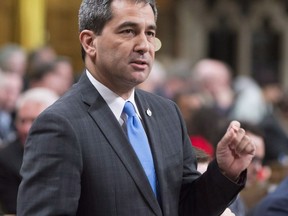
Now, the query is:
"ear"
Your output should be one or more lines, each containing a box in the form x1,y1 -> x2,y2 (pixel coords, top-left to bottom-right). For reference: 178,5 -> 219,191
79,30 -> 97,58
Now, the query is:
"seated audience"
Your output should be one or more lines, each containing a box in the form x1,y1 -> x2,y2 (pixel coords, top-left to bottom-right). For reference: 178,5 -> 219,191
190,58 -> 235,117
0,72 -> 23,143
0,88 -> 58,214
251,175 -> 288,216
29,58 -> 74,96
229,122 -> 271,216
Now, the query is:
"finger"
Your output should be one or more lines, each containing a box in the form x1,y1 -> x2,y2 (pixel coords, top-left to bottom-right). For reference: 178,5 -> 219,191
230,128 -> 245,150
245,141 -> 256,155
235,135 -> 255,156
219,127 -> 236,148
218,121 -> 242,149
243,138 -> 256,155
227,120 -> 241,132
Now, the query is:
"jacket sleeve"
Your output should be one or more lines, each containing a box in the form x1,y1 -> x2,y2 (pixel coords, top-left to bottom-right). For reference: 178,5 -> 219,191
173,102 -> 246,216
17,111 -> 82,216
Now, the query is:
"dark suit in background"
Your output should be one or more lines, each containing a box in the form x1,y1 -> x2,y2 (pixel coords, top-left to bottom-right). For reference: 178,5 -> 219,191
252,176 -> 288,216
0,138 -> 23,213
0,87 -> 58,214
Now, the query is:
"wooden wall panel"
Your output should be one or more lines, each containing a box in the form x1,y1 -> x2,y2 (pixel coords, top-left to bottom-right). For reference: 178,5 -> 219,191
46,0 -> 83,73
0,0 -> 19,45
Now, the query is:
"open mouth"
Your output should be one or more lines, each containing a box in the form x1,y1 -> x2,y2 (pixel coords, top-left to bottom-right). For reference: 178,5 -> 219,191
132,60 -> 148,65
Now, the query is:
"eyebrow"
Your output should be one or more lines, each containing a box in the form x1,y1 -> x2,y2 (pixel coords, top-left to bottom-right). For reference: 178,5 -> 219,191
118,21 -> 157,31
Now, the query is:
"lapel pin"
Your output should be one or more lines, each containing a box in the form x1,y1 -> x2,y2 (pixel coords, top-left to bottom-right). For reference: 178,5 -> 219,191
146,108 -> 152,117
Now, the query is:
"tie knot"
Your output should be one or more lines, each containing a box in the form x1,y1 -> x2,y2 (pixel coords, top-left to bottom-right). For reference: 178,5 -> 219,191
123,101 -> 137,117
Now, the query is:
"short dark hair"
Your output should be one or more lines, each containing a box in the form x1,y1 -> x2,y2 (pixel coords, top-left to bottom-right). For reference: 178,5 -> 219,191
29,62 -> 56,82
78,0 -> 158,61
240,121 -> 264,138
194,147 -> 211,163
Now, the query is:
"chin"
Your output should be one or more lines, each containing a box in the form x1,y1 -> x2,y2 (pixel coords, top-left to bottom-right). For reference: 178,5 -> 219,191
131,75 -> 148,84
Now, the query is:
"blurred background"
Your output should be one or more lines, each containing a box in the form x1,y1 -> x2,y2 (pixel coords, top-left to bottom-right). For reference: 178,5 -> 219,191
2,1 -> 288,215
1,0 -> 288,85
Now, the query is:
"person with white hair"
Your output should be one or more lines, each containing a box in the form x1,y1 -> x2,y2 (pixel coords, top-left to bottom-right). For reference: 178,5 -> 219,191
0,71 -> 23,143
0,87 -> 58,214
191,58 -> 234,116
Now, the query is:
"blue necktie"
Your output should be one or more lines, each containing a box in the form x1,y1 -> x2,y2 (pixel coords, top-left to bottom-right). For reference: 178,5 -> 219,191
123,101 -> 157,196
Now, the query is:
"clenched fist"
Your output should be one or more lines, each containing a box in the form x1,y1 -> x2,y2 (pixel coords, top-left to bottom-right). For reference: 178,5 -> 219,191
216,121 -> 256,181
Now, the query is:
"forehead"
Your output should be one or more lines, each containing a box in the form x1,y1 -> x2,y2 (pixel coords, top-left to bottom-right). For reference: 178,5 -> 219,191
110,0 -> 156,26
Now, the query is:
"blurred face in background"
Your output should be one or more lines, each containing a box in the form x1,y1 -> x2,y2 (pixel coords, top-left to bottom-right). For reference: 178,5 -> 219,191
54,60 -> 74,95
7,50 -> 27,76
15,101 -> 48,145
2,73 -> 23,112
246,131 -> 265,185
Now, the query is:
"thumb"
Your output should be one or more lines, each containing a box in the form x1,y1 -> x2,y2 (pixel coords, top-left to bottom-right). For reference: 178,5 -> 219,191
218,120 -> 240,148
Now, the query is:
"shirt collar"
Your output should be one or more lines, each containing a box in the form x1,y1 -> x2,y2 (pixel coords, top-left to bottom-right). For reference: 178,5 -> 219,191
86,70 -> 140,122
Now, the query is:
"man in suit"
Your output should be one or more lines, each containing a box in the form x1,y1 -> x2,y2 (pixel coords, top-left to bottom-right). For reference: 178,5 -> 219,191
251,176 -> 288,216
17,0 -> 255,215
0,87 -> 58,214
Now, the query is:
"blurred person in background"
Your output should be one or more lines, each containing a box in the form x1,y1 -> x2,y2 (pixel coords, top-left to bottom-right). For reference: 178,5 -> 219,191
0,71 -> 7,145
1,73 -> 23,115
228,122 -> 271,216
191,58 -> 235,117
230,75 -> 267,125
0,44 -> 27,77
29,58 -> 74,96
28,62 -> 58,93
26,45 -> 57,76
25,45 -> 57,91
0,72 -> 23,143
257,79 -> 288,165
137,59 -> 167,96
161,74 -> 188,100
53,56 -> 75,96
187,106 -> 227,153
0,87 -> 59,214
274,91 -> 288,144
0,44 -> 28,92
29,62 -> 57,92
173,88 -> 206,124
251,173 -> 288,216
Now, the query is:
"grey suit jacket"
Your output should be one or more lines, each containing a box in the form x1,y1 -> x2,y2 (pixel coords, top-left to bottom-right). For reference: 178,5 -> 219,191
17,72 -> 245,216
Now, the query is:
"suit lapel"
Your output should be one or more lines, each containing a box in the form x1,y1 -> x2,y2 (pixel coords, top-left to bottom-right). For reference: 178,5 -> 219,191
135,91 -> 166,208
79,73 -> 162,215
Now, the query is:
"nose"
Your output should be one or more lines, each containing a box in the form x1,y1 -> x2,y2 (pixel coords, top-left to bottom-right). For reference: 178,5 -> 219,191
134,33 -> 150,54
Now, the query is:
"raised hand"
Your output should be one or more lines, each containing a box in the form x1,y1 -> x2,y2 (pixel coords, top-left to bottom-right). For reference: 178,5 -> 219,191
216,121 -> 256,181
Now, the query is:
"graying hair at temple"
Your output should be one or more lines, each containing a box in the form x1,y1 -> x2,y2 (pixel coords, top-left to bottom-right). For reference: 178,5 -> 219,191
78,0 -> 158,34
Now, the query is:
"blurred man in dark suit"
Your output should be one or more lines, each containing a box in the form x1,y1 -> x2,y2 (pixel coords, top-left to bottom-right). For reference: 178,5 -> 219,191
0,88 -> 58,214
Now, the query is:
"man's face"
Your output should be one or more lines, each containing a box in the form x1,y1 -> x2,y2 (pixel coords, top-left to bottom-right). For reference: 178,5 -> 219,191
16,102 -> 48,145
90,0 -> 157,94
55,62 -> 74,95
